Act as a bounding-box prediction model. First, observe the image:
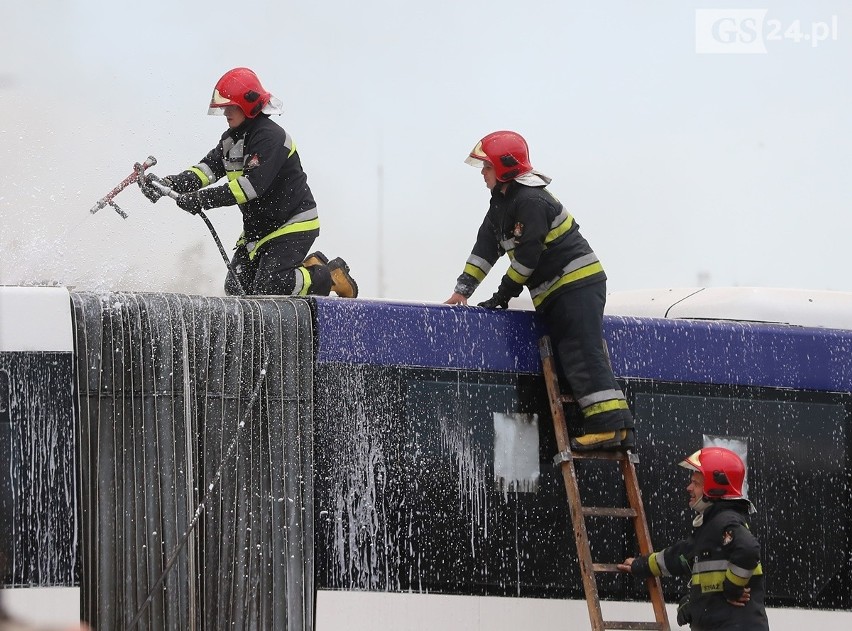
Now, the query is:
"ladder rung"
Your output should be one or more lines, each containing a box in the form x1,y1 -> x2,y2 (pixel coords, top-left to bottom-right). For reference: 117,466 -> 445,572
592,563 -> 621,573
573,450 -> 639,463
582,506 -> 637,518
553,450 -> 640,465
603,622 -> 666,630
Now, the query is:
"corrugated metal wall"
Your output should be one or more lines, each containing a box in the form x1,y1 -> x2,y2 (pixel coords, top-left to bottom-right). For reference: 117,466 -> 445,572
71,293 -> 315,631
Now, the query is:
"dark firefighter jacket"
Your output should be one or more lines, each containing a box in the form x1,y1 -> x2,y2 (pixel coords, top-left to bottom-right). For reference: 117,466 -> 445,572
454,181 -> 606,309
168,114 -> 318,258
631,500 -> 769,631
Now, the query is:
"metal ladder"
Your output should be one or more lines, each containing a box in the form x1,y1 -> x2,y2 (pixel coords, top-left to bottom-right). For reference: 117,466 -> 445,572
539,336 -> 670,631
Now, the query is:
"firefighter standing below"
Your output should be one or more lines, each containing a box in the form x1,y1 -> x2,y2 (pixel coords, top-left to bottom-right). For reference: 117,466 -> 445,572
139,67 -> 357,298
445,131 -> 633,450
618,447 -> 770,630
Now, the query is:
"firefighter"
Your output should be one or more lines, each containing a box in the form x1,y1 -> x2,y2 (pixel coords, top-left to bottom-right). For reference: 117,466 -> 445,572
445,131 -> 634,450
618,447 -> 769,630
139,67 -> 358,298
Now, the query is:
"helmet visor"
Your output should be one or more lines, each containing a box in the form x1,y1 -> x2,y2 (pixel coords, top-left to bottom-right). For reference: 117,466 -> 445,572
465,140 -> 490,168
208,88 -> 232,115
678,449 -> 702,472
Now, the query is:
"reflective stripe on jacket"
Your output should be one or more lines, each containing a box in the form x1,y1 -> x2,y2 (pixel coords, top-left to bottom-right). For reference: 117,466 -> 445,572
176,114 -> 319,253
454,181 -> 605,309
633,501 -> 769,630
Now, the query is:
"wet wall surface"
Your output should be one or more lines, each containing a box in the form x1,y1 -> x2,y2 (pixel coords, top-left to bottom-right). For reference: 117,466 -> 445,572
313,298 -> 851,609
0,351 -> 76,586
2,293 -> 849,630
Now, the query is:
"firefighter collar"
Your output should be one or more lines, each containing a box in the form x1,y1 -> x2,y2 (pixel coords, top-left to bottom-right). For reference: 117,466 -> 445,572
691,497 -> 712,527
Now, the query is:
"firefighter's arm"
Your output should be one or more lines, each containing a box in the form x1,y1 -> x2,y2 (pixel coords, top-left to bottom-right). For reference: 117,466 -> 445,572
721,523 -> 762,603
158,143 -> 230,212
174,142 -> 229,194
453,217 -> 503,299
619,539 -> 693,579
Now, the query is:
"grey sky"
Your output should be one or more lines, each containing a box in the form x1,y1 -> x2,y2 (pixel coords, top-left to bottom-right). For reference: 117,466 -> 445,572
2,1 -> 850,301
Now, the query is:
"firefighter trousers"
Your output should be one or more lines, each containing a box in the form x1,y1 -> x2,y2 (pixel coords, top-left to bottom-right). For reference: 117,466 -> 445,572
224,232 -> 332,297
539,281 -> 634,434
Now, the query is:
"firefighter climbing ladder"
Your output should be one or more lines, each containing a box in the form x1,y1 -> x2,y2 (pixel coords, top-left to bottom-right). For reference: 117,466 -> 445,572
539,336 -> 670,631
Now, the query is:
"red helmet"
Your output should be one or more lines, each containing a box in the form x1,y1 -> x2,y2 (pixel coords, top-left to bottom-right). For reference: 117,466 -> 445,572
208,68 -> 272,118
679,447 -> 746,500
465,131 -> 534,182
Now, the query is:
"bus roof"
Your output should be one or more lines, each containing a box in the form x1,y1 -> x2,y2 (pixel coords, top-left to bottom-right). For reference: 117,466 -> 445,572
605,287 -> 852,331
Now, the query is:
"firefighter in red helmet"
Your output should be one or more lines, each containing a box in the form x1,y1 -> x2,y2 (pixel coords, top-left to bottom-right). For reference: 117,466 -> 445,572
138,67 -> 358,298
446,130 -> 634,450
618,447 -> 769,630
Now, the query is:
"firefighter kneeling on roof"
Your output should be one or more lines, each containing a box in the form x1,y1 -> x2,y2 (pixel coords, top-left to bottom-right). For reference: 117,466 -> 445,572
618,447 -> 770,630
139,67 -> 357,298
445,130 -> 634,450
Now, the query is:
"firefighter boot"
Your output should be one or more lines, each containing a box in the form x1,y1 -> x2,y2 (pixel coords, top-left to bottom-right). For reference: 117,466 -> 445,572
328,257 -> 359,298
570,429 -> 628,452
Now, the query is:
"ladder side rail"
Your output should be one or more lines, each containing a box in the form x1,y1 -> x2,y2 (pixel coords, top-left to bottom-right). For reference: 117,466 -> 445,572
539,336 -> 670,631
539,337 -> 606,631
621,456 -> 671,630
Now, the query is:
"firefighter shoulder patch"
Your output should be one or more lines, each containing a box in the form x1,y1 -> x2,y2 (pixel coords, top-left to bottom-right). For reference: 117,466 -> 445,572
722,530 -> 734,546
246,153 -> 261,170
513,222 -> 524,238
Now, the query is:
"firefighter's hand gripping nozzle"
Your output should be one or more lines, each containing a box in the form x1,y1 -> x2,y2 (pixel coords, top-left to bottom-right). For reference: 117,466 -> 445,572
89,156 -> 158,219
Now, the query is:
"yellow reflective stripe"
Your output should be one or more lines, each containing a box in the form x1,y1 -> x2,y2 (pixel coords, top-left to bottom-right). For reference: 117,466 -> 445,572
726,562 -> 763,582
296,266 -> 311,296
228,179 -> 248,204
544,214 -> 574,244
692,570 -> 726,593
532,261 -> 605,307
582,398 -> 630,418
648,553 -> 662,577
226,170 -> 243,182
248,218 -> 321,261
507,267 -> 527,284
189,166 -> 210,187
464,263 -> 487,282
288,141 -> 297,158
726,568 -> 750,587
578,389 -> 626,409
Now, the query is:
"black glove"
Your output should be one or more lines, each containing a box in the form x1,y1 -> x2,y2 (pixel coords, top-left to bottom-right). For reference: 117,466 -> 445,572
137,173 -> 165,203
176,191 -> 203,215
478,291 -> 511,309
